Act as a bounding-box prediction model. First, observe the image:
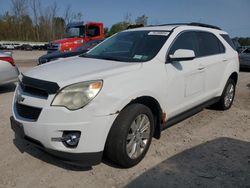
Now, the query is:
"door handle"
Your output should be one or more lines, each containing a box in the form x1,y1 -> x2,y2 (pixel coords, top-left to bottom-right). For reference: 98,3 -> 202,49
198,67 -> 205,70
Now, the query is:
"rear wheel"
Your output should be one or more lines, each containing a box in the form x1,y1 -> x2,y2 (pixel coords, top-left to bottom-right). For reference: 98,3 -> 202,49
104,104 -> 154,168
214,78 -> 236,110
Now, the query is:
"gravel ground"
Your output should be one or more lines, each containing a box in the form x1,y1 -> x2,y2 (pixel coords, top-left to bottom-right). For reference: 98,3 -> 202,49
0,51 -> 249,188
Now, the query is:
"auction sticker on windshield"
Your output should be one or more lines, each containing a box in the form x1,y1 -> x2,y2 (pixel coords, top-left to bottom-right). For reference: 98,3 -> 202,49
148,31 -> 170,36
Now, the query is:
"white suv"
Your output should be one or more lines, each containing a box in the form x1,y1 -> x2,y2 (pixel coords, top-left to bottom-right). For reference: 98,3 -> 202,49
11,23 -> 239,167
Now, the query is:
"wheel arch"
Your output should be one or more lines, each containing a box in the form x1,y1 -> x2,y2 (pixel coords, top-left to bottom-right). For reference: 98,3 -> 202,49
229,72 -> 238,84
122,96 -> 164,139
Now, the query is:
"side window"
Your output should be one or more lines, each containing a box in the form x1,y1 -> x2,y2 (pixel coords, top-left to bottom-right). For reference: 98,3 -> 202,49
244,48 -> 250,54
221,34 -> 236,50
87,25 -> 100,37
169,31 -> 198,56
196,31 -> 225,57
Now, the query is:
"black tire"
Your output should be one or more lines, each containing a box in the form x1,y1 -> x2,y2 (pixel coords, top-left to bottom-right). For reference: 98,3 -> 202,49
214,78 -> 236,110
104,103 -> 154,168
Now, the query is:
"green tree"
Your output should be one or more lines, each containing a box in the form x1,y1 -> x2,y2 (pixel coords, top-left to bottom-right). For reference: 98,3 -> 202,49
238,37 -> 250,46
108,21 -> 130,36
135,14 -> 148,26
104,27 -> 109,37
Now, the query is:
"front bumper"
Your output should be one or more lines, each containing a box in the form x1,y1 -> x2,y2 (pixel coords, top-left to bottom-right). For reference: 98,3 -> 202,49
11,75 -> 118,166
10,116 -> 103,166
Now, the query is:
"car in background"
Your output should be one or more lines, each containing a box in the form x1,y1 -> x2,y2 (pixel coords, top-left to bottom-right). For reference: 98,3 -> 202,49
0,51 -> 19,86
3,44 -> 15,50
239,47 -> 250,69
20,44 -> 33,51
48,21 -> 104,53
38,39 -> 103,65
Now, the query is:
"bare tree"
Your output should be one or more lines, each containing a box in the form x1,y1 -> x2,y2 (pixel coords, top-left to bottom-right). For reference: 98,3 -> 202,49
124,12 -> 132,24
73,12 -> 83,22
135,14 -> 148,26
11,0 -> 28,40
49,1 -> 58,39
64,4 -> 74,25
30,0 -> 41,41
64,4 -> 84,25
11,0 -> 28,19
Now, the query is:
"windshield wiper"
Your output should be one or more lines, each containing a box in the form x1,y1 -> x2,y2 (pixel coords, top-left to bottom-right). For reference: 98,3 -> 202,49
99,56 -> 122,62
79,54 -> 122,62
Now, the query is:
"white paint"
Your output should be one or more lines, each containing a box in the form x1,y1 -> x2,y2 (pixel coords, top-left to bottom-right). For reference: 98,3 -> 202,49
11,25 -> 239,157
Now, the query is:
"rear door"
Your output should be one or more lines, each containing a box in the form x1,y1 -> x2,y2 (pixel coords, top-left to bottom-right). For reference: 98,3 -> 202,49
195,31 -> 227,99
165,31 -> 206,118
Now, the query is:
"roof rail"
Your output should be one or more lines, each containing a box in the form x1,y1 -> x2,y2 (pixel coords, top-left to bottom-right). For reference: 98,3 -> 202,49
146,23 -> 188,27
188,22 -> 221,30
146,22 -> 221,30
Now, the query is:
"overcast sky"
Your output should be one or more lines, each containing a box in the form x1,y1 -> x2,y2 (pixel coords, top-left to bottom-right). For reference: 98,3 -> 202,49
0,0 -> 249,37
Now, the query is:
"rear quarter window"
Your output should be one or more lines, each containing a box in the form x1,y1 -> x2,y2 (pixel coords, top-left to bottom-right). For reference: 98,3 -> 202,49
220,34 -> 236,50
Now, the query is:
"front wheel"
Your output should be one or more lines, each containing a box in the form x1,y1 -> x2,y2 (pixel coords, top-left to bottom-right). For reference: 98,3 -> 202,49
104,104 -> 154,168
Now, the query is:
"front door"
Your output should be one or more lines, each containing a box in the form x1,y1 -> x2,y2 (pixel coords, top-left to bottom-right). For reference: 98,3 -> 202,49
165,31 -> 206,118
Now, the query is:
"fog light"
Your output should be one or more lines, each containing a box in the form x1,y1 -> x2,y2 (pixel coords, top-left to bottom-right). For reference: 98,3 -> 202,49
52,131 -> 81,148
63,131 -> 81,148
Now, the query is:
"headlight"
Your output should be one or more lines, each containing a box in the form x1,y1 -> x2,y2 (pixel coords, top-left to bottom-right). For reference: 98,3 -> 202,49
51,80 -> 103,110
73,40 -> 83,44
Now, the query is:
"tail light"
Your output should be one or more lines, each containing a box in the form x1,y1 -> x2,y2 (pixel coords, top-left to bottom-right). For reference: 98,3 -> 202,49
0,57 -> 15,66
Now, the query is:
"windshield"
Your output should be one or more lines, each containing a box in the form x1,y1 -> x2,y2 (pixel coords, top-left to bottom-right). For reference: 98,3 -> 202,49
66,26 -> 85,38
83,30 -> 169,62
76,40 -> 103,52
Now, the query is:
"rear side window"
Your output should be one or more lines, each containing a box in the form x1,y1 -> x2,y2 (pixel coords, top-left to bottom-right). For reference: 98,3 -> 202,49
196,31 -> 225,57
221,34 -> 236,50
169,31 -> 199,56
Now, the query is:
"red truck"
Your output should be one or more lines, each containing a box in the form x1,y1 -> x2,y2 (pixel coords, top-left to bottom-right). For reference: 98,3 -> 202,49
48,22 -> 104,53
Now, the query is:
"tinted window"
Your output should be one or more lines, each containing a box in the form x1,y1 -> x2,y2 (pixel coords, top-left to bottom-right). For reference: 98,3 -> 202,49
196,31 -> 225,57
87,25 -> 100,37
243,48 -> 250,54
169,31 -> 198,56
86,31 -> 169,62
221,34 -> 236,50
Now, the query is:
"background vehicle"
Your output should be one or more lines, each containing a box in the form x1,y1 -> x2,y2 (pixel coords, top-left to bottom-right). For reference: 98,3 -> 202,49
11,23 -> 239,168
239,47 -> 250,69
20,44 -> 32,51
0,51 -> 19,86
38,39 -> 103,65
48,22 -> 104,53
3,43 -> 15,50
20,44 -> 33,51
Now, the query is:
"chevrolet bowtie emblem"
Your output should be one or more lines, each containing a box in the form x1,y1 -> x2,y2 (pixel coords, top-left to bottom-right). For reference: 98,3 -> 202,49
17,94 -> 25,103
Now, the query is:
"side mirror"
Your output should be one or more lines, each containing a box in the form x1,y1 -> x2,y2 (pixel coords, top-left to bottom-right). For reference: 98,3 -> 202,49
169,49 -> 195,62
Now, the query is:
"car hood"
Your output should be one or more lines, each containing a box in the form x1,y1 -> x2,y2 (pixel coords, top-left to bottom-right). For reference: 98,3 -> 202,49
40,51 -> 80,60
51,38 -> 83,44
25,56 -> 142,86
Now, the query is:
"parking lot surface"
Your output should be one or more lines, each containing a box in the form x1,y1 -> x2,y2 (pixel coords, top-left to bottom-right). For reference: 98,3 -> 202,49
0,51 -> 249,188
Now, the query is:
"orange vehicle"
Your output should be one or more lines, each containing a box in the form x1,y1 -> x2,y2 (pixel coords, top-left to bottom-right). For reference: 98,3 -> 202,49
48,22 -> 104,53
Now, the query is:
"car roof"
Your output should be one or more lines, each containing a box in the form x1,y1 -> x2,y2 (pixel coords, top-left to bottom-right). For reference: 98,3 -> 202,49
125,23 -> 228,35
